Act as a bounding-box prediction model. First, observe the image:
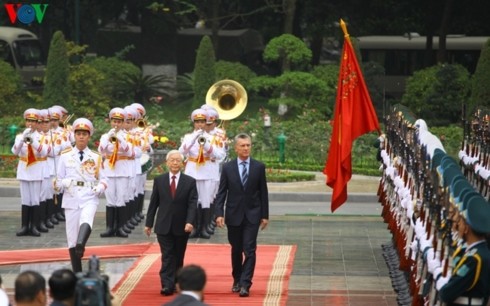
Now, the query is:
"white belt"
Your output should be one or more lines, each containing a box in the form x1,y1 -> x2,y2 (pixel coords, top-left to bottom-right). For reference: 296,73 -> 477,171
454,296 -> 484,305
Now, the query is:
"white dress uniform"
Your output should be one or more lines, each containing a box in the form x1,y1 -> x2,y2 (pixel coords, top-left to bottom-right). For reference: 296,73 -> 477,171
57,147 -> 106,248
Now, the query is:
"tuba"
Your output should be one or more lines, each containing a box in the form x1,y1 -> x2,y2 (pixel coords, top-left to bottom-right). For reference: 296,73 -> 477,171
206,79 -> 247,120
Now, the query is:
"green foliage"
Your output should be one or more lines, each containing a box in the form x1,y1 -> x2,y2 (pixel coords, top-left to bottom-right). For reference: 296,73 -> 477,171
87,56 -> 141,106
69,62 -> 111,119
193,36 -> 215,109
0,61 -> 25,113
43,31 -> 70,109
214,61 -> 257,87
470,38 -> 490,115
402,64 -> 470,126
263,34 -> 312,72
429,125 -> 463,159
248,70 -> 333,117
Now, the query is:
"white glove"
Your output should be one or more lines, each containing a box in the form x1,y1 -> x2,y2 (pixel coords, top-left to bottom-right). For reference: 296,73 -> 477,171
61,178 -> 72,188
22,128 -> 32,136
427,251 -> 441,274
108,128 -> 116,138
458,150 -> 465,160
92,185 -> 105,196
436,274 -> 450,291
414,220 -> 425,240
410,239 -> 419,259
433,266 -> 443,280
419,236 -> 433,253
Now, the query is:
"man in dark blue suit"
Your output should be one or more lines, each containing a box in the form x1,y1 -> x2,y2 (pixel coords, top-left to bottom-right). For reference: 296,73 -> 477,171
145,150 -> 198,296
215,133 -> 269,297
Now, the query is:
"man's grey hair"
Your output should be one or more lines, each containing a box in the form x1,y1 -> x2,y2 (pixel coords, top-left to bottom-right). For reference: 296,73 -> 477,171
166,149 -> 184,161
234,133 -> 251,142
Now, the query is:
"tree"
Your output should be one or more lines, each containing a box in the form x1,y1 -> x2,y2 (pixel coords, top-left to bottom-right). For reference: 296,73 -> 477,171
263,34 -> 312,73
469,39 -> 490,115
193,35 -> 216,109
42,31 -> 70,109
0,61 -> 25,113
402,63 -> 470,126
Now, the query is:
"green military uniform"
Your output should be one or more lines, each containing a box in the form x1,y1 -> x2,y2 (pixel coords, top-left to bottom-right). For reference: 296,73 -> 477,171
436,196 -> 490,306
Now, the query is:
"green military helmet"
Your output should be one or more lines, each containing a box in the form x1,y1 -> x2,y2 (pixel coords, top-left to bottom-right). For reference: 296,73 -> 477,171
449,175 -> 466,203
431,148 -> 446,170
459,189 -> 481,212
461,195 -> 490,234
440,155 -> 459,170
452,178 -> 473,202
441,164 -> 463,188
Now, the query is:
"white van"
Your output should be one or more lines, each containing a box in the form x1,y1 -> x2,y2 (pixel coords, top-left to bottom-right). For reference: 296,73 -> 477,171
0,26 -> 45,88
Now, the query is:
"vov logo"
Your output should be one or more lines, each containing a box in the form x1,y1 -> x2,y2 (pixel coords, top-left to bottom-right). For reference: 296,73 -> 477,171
5,3 -> 49,25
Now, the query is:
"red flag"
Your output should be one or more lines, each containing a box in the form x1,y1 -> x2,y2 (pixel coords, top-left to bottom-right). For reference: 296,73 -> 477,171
323,19 -> 380,212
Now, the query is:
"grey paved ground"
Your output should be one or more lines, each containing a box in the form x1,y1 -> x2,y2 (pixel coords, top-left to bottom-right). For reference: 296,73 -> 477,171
0,174 -> 398,305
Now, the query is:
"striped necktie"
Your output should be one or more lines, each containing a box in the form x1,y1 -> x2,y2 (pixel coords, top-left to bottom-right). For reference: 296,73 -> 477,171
241,161 -> 248,186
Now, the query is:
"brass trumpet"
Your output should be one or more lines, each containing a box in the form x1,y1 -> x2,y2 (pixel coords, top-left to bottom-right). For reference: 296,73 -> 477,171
23,128 -> 32,144
198,135 -> 206,145
136,116 -> 148,129
59,114 -> 74,128
108,128 -> 119,144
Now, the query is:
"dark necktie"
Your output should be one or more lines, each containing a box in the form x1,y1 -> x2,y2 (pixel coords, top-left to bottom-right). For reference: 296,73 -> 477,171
79,151 -> 84,162
241,161 -> 248,186
170,175 -> 176,198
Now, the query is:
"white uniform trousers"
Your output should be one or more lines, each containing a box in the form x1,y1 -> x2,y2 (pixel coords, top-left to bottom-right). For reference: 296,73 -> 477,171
19,180 -> 42,206
105,177 -> 129,207
65,203 -> 97,248
196,180 -> 215,209
40,176 -> 54,202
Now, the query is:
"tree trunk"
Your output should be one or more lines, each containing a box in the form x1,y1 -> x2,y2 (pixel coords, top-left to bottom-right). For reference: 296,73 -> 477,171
283,0 -> 296,34
437,0 -> 455,63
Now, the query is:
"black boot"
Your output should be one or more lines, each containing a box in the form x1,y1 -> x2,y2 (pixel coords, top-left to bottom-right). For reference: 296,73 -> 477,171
76,223 -> 92,258
206,203 -> 216,235
37,201 -> 49,233
200,208 -> 211,239
115,207 -> 129,237
29,206 -> 41,237
69,247 -> 82,273
45,198 -> 55,229
100,207 -> 116,238
128,200 -> 139,225
137,193 -> 145,219
189,205 -> 201,239
16,205 -> 30,236
54,193 -> 65,222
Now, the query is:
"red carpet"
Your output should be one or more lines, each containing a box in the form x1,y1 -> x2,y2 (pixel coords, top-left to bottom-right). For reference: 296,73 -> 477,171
0,243 -> 296,305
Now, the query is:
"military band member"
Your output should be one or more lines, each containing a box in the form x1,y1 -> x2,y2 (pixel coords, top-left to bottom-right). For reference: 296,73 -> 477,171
179,109 -> 226,239
98,108 -> 135,238
55,118 -> 107,272
123,105 -> 142,228
202,106 -> 227,235
132,102 -> 154,219
47,106 -> 71,225
12,108 -> 50,237
37,109 -> 54,233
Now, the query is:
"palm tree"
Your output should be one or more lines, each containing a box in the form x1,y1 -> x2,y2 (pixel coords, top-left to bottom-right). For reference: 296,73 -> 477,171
119,73 -> 174,104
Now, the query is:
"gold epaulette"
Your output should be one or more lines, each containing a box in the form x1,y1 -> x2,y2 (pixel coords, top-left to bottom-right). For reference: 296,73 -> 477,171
61,147 -> 73,154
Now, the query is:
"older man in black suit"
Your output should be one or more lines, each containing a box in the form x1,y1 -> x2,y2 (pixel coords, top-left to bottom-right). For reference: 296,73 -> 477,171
215,133 -> 269,298
145,150 -> 198,296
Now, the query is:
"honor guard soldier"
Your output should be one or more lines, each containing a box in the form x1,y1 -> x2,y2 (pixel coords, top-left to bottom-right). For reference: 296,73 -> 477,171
48,106 -> 72,225
98,108 -> 135,238
201,106 -> 227,235
12,108 -> 50,237
431,195 -> 490,305
123,105 -> 142,228
37,109 -> 55,233
55,118 -> 107,272
132,102 -> 154,219
179,108 -> 226,239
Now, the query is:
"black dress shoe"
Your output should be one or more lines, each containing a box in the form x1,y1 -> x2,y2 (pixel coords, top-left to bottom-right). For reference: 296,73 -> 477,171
239,287 -> 249,297
160,288 -> 174,296
232,282 -> 240,293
